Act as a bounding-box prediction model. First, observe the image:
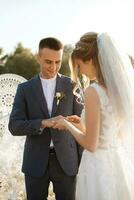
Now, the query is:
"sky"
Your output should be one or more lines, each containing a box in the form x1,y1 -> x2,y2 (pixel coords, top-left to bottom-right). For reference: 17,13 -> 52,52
1,0 -> 134,55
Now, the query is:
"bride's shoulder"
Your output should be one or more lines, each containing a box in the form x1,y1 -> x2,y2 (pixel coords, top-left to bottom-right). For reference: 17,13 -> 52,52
88,82 -> 109,107
85,84 -> 98,94
85,82 -> 108,103
89,82 -> 107,96
84,84 -> 100,103
85,82 -> 100,95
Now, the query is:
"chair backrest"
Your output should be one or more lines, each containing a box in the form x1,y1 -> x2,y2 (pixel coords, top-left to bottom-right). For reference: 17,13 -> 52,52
0,73 -> 26,137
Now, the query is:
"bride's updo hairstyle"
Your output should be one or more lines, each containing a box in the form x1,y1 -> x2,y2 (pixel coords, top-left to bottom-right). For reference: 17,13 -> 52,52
70,32 -> 105,87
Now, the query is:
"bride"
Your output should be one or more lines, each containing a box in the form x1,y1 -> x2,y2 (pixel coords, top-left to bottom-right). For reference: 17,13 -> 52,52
53,32 -> 134,199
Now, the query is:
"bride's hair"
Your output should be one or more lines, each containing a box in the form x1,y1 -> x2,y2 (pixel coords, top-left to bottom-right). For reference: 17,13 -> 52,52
71,31 -> 134,159
70,32 -> 105,88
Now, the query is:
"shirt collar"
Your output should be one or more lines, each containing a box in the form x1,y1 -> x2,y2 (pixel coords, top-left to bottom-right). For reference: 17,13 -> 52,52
40,74 -> 57,83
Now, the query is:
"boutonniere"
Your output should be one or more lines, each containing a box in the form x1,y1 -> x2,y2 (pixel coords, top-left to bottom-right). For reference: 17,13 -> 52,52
55,92 -> 65,105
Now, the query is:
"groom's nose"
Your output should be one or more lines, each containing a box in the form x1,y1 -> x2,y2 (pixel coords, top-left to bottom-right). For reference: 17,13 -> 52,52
49,62 -> 57,70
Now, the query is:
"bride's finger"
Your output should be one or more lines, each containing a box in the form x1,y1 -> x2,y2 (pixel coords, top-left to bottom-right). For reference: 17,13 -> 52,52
67,116 -> 80,123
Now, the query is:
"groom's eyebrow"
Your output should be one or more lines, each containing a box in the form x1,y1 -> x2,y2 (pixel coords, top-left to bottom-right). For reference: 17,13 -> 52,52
45,59 -> 51,61
45,59 -> 61,63
44,59 -> 52,63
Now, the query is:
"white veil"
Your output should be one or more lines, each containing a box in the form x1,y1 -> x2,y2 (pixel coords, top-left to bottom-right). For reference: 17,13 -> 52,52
97,33 -> 134,152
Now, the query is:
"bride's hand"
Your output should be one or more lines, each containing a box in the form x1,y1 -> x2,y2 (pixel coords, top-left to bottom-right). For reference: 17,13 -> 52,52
66,115 -> 81,124
67,115 -> 85,133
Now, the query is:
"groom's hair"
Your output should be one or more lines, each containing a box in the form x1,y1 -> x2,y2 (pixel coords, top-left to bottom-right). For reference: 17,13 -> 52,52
39,37 -> 64,52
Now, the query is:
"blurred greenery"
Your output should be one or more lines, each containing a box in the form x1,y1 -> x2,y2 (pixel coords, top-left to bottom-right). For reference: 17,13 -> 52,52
129,55 -> 134,67
1,43 -> 133,80
59,44 -> 73,76
0,43 -> 73,79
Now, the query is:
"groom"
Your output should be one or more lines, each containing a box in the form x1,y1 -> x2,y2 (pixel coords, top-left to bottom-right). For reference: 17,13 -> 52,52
8,37 -> 83,200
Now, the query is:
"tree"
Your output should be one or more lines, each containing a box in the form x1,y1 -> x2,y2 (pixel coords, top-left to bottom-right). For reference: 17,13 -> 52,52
129,55 -> 134,68
5,43 -> 39,79
0,48 -> 8,74
60,44 -> 73,76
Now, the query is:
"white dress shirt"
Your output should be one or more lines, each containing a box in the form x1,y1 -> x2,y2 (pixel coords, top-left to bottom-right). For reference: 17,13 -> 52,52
40,75 -> 57,147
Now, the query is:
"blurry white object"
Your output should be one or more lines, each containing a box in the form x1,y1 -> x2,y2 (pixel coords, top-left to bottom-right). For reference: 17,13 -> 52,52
0,73 -> 26,117
0,73 -> 26,137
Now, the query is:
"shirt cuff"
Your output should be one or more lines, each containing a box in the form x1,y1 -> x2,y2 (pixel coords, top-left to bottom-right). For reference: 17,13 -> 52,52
39,127 -> 44,134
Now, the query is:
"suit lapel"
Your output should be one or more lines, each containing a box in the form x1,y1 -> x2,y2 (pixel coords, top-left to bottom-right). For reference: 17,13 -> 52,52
51,74 -> 64,117
31,75 -> 50,117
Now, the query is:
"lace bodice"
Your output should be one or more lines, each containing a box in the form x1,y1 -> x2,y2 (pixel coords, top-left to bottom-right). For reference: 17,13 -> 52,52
81,83 -> 119,150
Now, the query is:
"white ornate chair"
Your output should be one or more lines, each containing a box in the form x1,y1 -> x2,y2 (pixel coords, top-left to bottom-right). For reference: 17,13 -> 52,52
0,73 -> 26,137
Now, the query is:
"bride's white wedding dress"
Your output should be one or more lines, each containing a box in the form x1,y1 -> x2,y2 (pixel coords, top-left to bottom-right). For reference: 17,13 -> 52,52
76,83 -> 134,200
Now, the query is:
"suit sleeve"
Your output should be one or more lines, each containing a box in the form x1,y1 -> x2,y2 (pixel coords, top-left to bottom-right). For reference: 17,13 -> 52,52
8,84 -> 42,136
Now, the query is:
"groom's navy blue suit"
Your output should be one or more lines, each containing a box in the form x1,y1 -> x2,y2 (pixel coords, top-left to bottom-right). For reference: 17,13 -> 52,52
9,73 -> 83,200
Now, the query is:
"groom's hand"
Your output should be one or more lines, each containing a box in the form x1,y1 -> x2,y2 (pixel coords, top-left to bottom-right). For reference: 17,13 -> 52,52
41,116 -> 64,128
52,116 -> 67,130
41,119 -> 55,128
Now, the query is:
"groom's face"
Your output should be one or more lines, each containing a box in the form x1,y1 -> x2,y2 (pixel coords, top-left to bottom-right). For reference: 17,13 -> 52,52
38,47 -> 63,79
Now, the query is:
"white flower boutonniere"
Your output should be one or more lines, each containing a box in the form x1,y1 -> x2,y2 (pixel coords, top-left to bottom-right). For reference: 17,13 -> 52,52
55,92 -> 65,105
